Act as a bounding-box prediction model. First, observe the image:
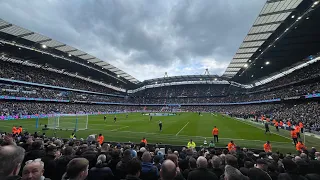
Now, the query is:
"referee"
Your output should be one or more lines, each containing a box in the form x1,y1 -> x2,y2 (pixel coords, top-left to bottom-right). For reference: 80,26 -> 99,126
159,121 -> 162,132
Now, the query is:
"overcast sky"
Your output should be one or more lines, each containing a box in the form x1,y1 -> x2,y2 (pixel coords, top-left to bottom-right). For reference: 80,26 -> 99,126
0,0 -> 265,81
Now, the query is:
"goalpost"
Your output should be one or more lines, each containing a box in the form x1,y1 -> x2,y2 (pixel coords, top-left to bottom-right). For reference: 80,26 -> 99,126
47,114 -> 88,131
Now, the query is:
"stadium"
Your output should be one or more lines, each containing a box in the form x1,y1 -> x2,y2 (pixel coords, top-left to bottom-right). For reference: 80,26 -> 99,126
1,0 -> 320,180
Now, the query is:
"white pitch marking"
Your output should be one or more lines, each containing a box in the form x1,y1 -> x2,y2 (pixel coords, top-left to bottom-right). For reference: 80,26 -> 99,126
110,126 -> 129,132
176,122 -> 189,136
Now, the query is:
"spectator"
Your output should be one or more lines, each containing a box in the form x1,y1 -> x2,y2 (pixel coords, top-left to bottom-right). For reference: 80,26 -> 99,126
116,149 -> 133,179
55,146 -> 75,180
182,158 -> 197,179
211,156 -> 224,178
187,156 -> 218,180
88,154 -> 114,180
41,145 -> 57,180
160,160 -> 177,180
278,158 -> 307,180
140,151 -> 158,180
247,159 -> 272,180
124,158 -> 142,180
62,158 -> 89,180
21,159 -> 50,180
23,141 -> 45,164
0,145 -> 25,180
224,165 -> 248,180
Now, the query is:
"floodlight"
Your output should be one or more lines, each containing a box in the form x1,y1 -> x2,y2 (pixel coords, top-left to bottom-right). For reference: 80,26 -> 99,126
265,61 -> 270,65
291,15 -> 295,18
41,44 -> 47,48
243,64 -> 248,68
68,54 -> 72,57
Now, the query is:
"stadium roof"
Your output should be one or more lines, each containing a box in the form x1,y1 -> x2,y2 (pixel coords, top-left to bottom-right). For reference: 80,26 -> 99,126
223,0 -> 320,84
139,75 -> 228,86
0,18 -> 140,84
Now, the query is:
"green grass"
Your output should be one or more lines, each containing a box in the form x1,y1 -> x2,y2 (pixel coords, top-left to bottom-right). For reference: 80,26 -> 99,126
1,112 -> 319,153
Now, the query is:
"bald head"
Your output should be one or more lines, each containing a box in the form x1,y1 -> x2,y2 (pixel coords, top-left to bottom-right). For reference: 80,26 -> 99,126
0,145 -> 25,178
160,160 -> 177,180
197,156 -> 208,168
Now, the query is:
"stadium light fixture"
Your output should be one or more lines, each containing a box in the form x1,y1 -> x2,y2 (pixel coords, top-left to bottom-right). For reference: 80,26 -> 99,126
214,78 -> 217,81
265,61 -> 270,65
306,17 -> 310,20
261,67 -> 263,69
87,61 -> 89,63
251,75 -> 254,77
248,60 -> 251,62
314,1 -> 319,5
155,82 -> 158,84
117,75 -> 120,78
243,64 -> 248,68
291,15 -> 295,18
68,54 -> 71,57
18,47 -> 21,50
296,17 -> 301,21
41,44 -> 47,49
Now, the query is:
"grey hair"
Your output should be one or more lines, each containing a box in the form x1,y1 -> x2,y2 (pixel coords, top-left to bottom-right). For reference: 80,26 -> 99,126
24,159 -> 45,169
96,154 -> 106,165
0,145 -> 25,177
212,156 -> 222,168
196,156 -> 208,168
224,165 -> 243,180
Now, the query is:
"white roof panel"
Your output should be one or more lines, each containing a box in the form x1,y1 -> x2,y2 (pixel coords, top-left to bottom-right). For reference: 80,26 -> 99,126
41,40 -> 64,47
1,25 -> 32,36
0,19 -> 10,26
69,50 -> 86,56
56,45 -> 76,52
88,58 -> 103,63
79,54 -> 95,60
23,33 -> 50,42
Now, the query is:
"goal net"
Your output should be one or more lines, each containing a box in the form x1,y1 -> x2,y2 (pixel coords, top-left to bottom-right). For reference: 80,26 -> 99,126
47,114 -> 88,131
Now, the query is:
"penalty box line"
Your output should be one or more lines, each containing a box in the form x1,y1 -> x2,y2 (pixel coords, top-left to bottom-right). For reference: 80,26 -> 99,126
110,126 -> 130,132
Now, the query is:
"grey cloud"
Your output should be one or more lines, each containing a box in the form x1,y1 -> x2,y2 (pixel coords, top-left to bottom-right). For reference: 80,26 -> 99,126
0,0 -> 265,80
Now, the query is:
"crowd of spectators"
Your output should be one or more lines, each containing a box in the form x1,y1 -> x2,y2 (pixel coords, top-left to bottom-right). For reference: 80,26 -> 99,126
0,60 -> 123,95
1,132 -> 320,180
253,60 -> 320,91
1,83 -> 128,103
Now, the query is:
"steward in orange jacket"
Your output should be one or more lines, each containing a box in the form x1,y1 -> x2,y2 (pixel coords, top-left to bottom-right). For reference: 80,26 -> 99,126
212,126 -> 219,143
299,122 -> 304,133
264,141 -> 272,152
291,129 -> 298,145
228,140 -> 236,152
141,137 -> 147,145
97,134 -> 104,145
296,141 -> 306,152
12,126 -> 17,134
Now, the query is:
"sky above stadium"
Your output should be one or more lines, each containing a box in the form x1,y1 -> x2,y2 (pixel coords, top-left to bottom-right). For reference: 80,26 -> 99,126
0,0 -> 265,81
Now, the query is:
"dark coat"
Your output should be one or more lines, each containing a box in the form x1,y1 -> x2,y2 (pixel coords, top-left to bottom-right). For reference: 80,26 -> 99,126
122,175 -> 142,180
305,173 -> 320,180
211,167 -> 224,178
278,173 -> 308,180
41,154 -> 56,180
187,168 -> 218,180
88,163 -> 114,180
140,162 -> 158,180
54,155 -> 75,180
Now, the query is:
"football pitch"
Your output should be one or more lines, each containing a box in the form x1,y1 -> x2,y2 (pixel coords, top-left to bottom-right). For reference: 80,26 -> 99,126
1,112 -> 319,153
